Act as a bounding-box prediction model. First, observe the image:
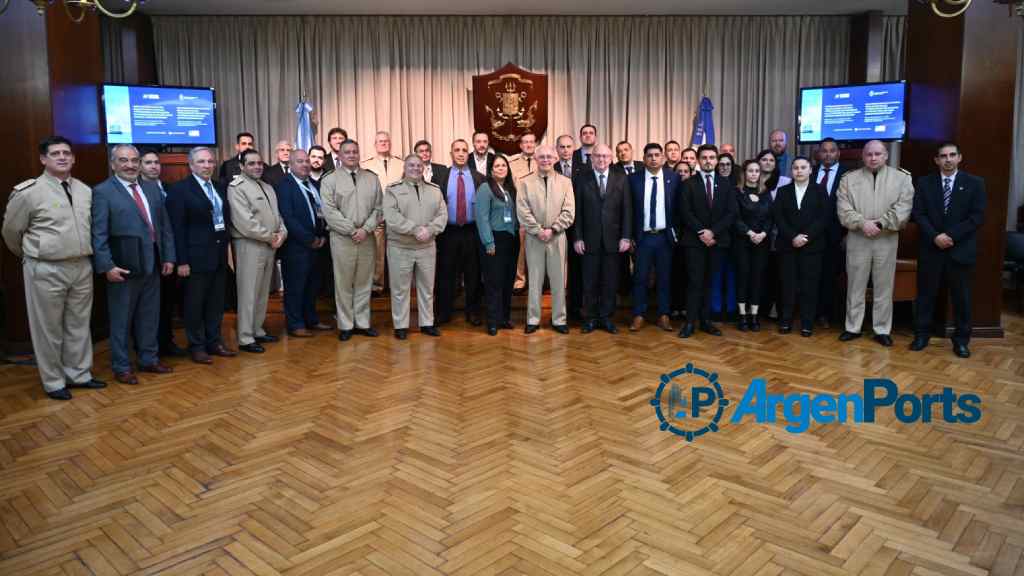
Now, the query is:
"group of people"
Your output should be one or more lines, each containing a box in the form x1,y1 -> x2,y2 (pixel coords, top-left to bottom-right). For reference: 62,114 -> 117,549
2,123 -> 986,401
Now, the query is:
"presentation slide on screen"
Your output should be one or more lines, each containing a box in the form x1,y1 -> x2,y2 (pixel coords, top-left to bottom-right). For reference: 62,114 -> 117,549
798,82 -> 905,143
104,85 -> 216,145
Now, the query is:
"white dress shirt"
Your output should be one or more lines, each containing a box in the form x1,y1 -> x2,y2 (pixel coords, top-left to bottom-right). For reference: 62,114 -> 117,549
117,176 -> 153,223
473,154 -> 488,176
795,182 -> 808,210
697,170 -> 716,203
643,169 -> 666,232
816,164 -> 838,194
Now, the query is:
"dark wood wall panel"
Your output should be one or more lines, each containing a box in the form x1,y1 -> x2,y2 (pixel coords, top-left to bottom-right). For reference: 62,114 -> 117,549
902,0 -> 1015,337
0,1 -> 53,352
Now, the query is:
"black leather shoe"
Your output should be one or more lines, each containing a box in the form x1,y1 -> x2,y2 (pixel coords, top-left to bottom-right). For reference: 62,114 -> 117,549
580,322 -> 594,334
800,328 -> 813,338
394,329 -> 408,340
466,315 -> 482,327
160,344 -> 188,358
839,331 -> 861,342
700,322 -> 722,336
737,315 -> 749,332
500,321 -> 514,330
239,343 -> 265,353
67,378 -> 107,389
355,327 -> 379,337
420,326 -> 441,337
255,334 -> 279,344
778,323 -> 792,334
874,334 -> 893,347
487,326 -> 498,336
749,316 -> 761,332
954,343 -> 971,358
909,336 -> 929,351
338,330 -> 353,341
47,387 -> 72,400
603,320 -> 618,334
678,323 -> 695,338
552,324 -> 569,334
525,324 -> 539,334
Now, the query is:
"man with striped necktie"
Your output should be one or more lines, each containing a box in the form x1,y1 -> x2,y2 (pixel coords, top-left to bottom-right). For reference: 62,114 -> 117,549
910,142 -> 986,358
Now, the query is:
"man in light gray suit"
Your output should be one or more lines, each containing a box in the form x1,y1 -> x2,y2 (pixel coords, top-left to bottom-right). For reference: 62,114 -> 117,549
92,144 -> 177,384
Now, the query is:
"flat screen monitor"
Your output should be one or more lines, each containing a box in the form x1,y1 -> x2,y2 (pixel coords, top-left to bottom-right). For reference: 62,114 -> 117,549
797,81 -> 906,144
102,84 -> 217,146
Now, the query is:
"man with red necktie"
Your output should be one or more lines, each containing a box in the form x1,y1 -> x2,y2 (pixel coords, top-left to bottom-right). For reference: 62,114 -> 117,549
434,139 -> 487,326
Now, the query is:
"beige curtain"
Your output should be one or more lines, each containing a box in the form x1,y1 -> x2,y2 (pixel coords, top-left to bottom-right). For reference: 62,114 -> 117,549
153,15 -> 855,166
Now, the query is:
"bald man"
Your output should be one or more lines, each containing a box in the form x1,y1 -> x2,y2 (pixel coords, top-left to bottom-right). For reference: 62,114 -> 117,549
517,144 -> 576,333
836,140 -> 914,347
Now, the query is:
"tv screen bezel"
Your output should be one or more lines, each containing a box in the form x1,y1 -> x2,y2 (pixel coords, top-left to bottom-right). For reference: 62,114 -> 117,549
100,82 -> 218,147
796,80 -> 907,146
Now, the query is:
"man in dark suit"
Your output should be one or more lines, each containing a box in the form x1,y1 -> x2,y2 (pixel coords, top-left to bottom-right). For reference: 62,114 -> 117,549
629,143 -> 680,332
572,144 -> 632,333
613,141 -> 644,176
812,137 -> 850,327
140,150 -> 187,357
572,124 -> 597,168
218,132 -> 255,182
166,147 -> 237,364
773,156 -> 828,337
92,145 -> 177,384
263,140 -> 294,187
276,149 -> 331,337
677,144 -> 736,338
911,142 -> 986,358
434,139 -> 487,325
470,132 -> 495,178
322,127 -> 348,174
414,139 -> 448,188
556,134 -> 586,321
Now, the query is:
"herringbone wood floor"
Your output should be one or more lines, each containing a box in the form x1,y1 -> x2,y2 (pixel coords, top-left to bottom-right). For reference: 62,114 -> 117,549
2,298 -> 1024,576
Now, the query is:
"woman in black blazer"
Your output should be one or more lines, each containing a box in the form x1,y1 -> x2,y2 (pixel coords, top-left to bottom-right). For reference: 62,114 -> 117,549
772,156 -> 828,336
733,160 -> 772,331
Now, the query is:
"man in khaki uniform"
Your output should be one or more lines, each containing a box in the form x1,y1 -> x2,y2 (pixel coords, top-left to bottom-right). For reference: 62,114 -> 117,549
508,132 -> 538,291
2,136 -> 105,400
229,149 -> 287,353
361,130 -> 404,293
517,144 -> 575,334
323,139 -> 383,340
383,155 -> 448,340
837,140 -> 914,346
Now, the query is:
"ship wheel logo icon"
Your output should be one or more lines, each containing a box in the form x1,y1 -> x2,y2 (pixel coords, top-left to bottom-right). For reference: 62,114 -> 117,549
650,363 -> 730,442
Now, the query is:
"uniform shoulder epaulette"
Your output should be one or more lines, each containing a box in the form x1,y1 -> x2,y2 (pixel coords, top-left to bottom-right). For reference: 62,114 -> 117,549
13,179 -> 36,191
422,180 -> 441,189
229,174 -> 245,186
386,180 -> 404,189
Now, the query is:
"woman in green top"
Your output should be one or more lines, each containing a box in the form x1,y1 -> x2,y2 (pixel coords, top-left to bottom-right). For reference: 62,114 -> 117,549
475,155 -> 519,335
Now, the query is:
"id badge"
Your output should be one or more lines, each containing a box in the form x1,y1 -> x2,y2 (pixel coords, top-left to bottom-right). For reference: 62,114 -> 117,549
214,222 -> 226,232
503,206 -> 513,224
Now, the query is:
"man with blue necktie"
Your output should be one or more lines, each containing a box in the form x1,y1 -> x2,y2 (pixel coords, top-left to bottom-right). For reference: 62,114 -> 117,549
910,142 -> 986,358
166,147 -> 237,364
277,149 -> 332,337
628,143 -> 680,333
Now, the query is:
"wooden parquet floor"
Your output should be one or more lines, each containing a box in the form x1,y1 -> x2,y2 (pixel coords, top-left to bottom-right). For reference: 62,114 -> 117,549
2,300 -> 1024,576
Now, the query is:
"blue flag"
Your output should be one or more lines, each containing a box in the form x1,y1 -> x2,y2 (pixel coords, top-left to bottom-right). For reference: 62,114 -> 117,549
689,97 -> 716,146
295,99 -> 313,151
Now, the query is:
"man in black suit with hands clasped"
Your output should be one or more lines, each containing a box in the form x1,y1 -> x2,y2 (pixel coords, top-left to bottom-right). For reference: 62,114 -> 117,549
910,142 -> 986,358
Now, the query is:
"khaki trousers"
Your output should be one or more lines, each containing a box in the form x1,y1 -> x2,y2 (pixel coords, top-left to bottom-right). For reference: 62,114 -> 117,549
23,257 -> 93,392
331,233 -> 375,330
845,232 -> 899,336
233,238 -> 275,345
387,243 -> 436,329
514,226 -> 527,289
525,233 -> 567,326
